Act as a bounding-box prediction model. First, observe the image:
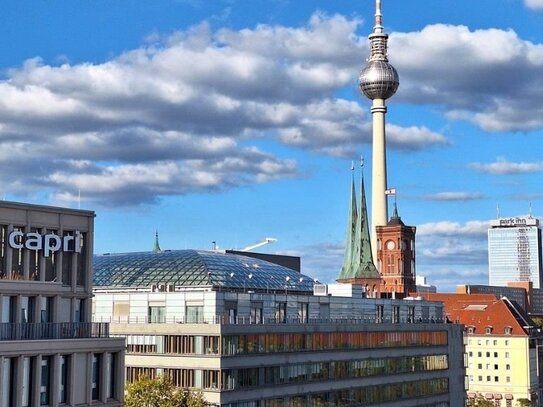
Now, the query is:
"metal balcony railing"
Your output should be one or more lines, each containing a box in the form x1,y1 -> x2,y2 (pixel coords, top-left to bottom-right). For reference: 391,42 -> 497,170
0,322 -> 110,341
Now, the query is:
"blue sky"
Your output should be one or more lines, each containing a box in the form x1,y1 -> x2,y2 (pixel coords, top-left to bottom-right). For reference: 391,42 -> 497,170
1,0 -> 543,291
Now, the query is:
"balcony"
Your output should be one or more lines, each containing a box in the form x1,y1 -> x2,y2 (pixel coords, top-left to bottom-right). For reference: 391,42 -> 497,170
0,322 -> 110,341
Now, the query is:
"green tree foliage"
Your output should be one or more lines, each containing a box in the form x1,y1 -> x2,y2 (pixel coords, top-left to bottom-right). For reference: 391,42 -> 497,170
530,317 -> 543,329
125,374 -> 207,407
517,398 -> 533,407
467,395 -> 496,407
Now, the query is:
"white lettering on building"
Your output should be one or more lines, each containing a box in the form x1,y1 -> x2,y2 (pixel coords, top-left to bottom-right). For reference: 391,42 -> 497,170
8,230 -> 82,257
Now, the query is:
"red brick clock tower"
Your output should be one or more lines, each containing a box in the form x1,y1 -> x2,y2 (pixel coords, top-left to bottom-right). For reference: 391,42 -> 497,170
376,204 -> 416,298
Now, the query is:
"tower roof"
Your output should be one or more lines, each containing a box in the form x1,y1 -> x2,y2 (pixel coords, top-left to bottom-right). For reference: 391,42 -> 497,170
388,201 -> 405,226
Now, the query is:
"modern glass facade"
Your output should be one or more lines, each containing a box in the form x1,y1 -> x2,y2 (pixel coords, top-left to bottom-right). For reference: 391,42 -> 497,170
488,218 -> 542,288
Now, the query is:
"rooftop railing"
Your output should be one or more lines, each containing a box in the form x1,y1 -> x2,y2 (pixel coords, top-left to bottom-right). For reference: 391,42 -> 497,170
0,322 -> 110,341
94,315 -> 446,325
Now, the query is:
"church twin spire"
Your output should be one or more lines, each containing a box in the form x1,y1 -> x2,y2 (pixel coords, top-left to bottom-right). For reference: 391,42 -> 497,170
338,160 -> 379,281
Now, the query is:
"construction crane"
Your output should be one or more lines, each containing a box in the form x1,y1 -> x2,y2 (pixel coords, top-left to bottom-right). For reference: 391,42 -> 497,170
240,237 -> 277,252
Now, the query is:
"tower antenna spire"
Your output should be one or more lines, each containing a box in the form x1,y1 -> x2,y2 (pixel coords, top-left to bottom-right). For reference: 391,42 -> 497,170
374,0 -> 383,33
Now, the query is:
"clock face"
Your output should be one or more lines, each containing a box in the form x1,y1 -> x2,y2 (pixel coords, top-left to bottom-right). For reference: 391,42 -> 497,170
386,240 -> 395,250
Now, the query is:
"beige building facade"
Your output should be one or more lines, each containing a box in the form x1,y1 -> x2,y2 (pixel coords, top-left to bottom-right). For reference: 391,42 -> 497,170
0,201 -> 125,407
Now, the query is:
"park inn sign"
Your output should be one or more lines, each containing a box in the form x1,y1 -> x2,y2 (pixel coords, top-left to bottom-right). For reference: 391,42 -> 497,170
8,230 -> 82,257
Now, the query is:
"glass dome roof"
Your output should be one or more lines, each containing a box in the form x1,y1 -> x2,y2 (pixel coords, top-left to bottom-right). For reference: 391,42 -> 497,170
93,249 -> 316,293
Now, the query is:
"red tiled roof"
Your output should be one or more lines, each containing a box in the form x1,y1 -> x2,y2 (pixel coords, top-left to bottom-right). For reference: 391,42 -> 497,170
421,293 -> 529,336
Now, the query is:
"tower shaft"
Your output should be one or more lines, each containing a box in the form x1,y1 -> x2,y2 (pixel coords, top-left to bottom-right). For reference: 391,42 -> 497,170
371,99 -> 388,261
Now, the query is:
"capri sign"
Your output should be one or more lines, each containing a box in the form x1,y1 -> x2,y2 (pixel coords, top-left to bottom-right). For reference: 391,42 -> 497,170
8,230 -> 82,257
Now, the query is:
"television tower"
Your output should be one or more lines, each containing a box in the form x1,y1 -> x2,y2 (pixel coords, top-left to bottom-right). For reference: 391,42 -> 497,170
359,0 -> 399,263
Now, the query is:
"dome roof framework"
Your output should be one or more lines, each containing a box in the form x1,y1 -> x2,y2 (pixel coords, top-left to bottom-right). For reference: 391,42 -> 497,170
93,249 -> 316,293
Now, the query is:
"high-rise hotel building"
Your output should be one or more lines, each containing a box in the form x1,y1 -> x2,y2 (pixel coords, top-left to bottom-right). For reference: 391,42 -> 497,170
488,217 -> 543,288
0,201 -> 124,407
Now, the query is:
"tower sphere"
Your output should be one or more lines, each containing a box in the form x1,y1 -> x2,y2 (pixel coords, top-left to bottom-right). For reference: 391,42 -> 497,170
358,60 -> 399,100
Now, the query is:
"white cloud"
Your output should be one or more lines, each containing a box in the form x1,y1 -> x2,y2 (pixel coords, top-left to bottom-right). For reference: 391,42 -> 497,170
391,24 -> 543,132
525,0 -> 543,10
469,158 -> 543,174
417,220 -> 490,237
0,14 -> 454,205
424,192 -> 485,201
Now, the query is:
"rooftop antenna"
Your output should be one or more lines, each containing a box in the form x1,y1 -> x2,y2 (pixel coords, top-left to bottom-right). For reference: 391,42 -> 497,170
496,203 -> 500,219
529,202 -> 533,218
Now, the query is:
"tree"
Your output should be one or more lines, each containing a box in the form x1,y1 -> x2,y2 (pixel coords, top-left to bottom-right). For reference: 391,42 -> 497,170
467,395 -> 495,407
125,374 -> 207,407
517,399 -> 533,407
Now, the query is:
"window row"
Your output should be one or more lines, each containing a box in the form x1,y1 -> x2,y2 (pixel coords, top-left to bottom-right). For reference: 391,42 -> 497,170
222,378 -> 449,407
1,352 -> 117,407
221,355 -> 449,390
222,330 -> 448,355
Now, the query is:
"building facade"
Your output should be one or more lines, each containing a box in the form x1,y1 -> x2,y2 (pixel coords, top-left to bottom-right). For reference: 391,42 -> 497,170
0,201 -> 124,407
425,293 -> 543,406
93,249 -> 466,407
488,217 -> 543,288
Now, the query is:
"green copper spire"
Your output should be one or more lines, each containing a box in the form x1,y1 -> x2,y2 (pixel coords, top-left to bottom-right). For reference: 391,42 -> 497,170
153,230 -> 162,253
338,159 -> 379,280
352,161 -> 379,279
338,164 -> 358,279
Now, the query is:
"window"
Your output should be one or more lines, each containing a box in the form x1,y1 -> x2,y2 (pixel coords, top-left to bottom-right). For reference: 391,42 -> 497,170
375,305 -> 384,323
493,340 -> 497,346
505,352 -> 510,358
478,376 -> 482,382
478,352 -> 482,357
486,376 -> 491,382
477,339 -> 481,345
468,351 -> 473,357
59,355 -> 69,404
486,352 -> 490,357
186,306 -> 203,323
250,303 -> 263,324
505,340 -> 509,346
467,327 -> 475,334
92,354 -> 101,400
506,376 -> 511,383
392,306 -> 400,324
298,303 -> 308,323
149,305 -> 166,323
407,306 -> 415,323
504,326 -> 512,335
485,327 -> 492,334
469,375 -> 473,382
478,364 -> 482,369
494,376 -> 499,382
276,303 -> 287,323
506,364 -> 510,370
494,352 -> 498,358
40,357 -> 51,405
494,364 -> 498,370
486,364 -> 490,370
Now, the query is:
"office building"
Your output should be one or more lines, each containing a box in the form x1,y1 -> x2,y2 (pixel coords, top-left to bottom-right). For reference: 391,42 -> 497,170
0,200 -> 125,407
93,249 -> 465,407
488,216 -> 543,288
425,293 -> 543,406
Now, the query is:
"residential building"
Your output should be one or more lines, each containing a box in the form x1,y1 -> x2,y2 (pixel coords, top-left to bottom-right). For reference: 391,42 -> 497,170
93,249 -> 466,407
488,216 -> 543,288
0,200 -> 125,407
424,293 -> 543,406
